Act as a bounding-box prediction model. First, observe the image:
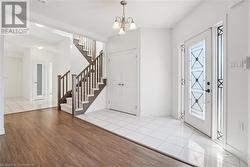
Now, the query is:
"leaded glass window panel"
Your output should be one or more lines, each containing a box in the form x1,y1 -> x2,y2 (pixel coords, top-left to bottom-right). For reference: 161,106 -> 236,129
189,40 -> 206,120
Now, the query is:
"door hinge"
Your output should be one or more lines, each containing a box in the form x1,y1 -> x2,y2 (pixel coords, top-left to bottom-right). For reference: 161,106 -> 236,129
108,58 -> 110,62
179,111 -> 185,120
135,105 -> 137,109
108,100 -> 111,104
181,79 -> 185,86
181,45 -> 185,53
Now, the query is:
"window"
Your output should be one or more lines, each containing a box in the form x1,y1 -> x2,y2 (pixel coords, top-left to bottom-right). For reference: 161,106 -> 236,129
216,25 -> 224,141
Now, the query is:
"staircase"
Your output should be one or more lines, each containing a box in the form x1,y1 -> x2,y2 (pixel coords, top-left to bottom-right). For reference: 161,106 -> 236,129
73,35 -> 96,63
58,35 -> 106,116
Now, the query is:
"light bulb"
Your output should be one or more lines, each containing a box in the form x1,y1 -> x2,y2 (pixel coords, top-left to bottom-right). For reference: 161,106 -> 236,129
129,21 -> 137,30
112,20 -> 120,29
37,46 -> 44,50
118,28 -> 126,35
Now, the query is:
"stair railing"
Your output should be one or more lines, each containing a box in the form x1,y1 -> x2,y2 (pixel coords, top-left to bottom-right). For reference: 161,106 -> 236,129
57,70 -> 71,110
72,53 -> 103,115
74,34 -> 96,60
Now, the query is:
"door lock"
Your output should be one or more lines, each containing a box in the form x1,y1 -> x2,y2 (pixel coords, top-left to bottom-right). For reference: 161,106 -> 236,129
205,89 -> 210,93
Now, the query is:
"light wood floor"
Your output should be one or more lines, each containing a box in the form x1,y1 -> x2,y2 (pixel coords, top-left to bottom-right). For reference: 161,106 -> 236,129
0,108 -> 193,167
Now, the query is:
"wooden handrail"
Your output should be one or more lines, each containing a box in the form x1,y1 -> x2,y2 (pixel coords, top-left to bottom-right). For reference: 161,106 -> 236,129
61,70 -> 70,78
73,34 -> 97,62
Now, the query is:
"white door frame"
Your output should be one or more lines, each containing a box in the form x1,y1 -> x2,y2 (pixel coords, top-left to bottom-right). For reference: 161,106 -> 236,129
107,48 -> 140,116
179,23 -> 227,140
179,27 -> 223,136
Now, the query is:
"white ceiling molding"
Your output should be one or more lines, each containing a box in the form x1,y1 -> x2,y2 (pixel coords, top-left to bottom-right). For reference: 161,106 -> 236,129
228,0 -> 245,9
30,12 -> 108,42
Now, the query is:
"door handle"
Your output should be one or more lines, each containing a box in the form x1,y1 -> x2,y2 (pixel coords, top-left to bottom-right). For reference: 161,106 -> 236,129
118,83 -> 124,86
205,89 -> 210,93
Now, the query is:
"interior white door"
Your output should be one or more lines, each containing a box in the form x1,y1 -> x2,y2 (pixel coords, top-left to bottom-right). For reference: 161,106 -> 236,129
109,55 -> 123,112
184,29 -> 212,137
33,62 -> 46,100
109,50 -> 138,115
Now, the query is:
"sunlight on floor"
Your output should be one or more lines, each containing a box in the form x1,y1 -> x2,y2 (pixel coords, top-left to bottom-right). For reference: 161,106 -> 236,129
4,97 -> 57,114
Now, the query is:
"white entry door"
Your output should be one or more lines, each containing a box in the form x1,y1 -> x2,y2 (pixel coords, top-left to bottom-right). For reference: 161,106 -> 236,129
184,29 -> 212,137
33,62 -> 46,100
109,50 -> 138,115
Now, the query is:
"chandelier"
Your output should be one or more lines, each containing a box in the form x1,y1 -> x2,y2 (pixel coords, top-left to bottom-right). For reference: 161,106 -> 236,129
112,0 -> 137,35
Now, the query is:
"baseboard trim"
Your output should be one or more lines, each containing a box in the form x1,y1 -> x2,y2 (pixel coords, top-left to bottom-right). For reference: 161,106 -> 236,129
225,143 -> 248,163
0,128 -> 5,136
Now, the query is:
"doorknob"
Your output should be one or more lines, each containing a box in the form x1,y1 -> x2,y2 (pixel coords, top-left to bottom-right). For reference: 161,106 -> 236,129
118,83 -> 124,86
205,89 -> 210,93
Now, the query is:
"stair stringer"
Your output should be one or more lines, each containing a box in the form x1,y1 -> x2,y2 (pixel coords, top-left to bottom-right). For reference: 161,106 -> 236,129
75,79 -> 107,115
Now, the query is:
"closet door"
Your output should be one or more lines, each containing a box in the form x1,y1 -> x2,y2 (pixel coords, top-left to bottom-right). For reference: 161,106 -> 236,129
109,50 -> 138,115
121,51 -> 138,115
109,54 -> 123,112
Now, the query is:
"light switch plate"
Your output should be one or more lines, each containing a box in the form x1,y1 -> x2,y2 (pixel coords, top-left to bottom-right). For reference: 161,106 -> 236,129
245,56 -> 250,70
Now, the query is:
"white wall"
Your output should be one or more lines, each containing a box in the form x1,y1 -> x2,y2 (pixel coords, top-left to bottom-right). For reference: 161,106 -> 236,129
226,0 -> 249,159
0,36 -> 4,135
86,88 -> 107,113
70,42 -> 89,75
107,30 -> 140,53
140,29 -> 172,116
107,29 -> 172,116
22,50 -> 32,100
96,41 -> 104,56
172,1 -> 228,118
248,1 -> 250,164
22,48 -> 56,101
3,56 -> 23,98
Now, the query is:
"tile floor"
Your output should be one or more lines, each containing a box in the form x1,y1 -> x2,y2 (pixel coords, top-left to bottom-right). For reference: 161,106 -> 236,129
77,109 -> 248,167
4,97 -> 57,114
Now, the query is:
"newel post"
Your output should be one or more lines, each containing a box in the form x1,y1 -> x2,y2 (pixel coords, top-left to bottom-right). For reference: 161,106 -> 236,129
72,74 -> 77,116
57,75 -> 61,111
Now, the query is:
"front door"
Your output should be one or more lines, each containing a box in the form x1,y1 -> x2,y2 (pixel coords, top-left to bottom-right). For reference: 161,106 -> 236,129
184,29 -> 212,137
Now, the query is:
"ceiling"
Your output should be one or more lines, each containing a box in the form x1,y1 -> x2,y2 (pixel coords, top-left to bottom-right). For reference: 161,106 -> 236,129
5,22 -> 71,56
30,0 -> 204,38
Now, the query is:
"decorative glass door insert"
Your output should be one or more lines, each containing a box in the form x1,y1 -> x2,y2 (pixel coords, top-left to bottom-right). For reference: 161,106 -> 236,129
190,40 -> 206,120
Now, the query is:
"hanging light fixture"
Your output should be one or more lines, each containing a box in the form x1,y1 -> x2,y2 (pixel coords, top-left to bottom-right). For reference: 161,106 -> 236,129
112,0 -> 137,35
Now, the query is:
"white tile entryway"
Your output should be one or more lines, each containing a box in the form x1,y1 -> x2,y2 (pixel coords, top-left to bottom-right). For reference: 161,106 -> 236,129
4,97 -> 57,114
77,109 -> 247,167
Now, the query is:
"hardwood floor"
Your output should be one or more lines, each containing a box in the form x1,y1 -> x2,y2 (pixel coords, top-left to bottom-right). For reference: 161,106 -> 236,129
0,108 -> 193,167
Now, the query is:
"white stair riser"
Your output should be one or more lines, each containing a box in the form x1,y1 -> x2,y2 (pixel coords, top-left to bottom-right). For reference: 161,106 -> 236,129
66,98 -> 89,107
60,104 -> 72,114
